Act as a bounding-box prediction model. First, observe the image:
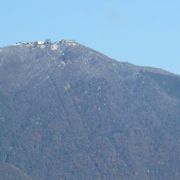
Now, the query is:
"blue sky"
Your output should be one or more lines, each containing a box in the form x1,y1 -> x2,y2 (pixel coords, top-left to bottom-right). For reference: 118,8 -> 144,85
0,0 -> 180,74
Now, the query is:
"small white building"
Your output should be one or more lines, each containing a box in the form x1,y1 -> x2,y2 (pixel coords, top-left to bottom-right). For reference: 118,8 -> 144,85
37,41 -> 45,45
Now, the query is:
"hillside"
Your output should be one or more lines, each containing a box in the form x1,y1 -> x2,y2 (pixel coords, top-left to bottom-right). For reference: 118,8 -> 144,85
0,163 -> 32,180
0,40 -> 180,180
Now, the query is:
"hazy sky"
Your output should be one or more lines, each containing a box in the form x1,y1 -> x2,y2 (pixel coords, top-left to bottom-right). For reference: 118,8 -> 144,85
0,0 -> 179,74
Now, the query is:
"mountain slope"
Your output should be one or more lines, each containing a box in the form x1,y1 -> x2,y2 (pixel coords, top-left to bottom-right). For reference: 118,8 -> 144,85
0,41 -> 180,180
0,163 -> 32,180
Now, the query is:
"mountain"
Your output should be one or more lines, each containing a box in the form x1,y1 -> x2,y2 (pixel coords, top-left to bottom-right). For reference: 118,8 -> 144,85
0,40 -> 180,180
0,163 -> 32,180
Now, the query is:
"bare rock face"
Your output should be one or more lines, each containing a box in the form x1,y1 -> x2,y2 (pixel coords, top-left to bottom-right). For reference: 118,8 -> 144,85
0,41 -> 180,180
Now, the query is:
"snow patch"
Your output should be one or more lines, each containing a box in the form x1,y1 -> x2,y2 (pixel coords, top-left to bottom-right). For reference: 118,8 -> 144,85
39,44 -> 46,49
64,82 -> 71,91
51,44 -> 59,51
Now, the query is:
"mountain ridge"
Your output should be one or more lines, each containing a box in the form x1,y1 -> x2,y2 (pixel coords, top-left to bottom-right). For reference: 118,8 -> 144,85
0,40 -> 177,76
0,40 -> 180,180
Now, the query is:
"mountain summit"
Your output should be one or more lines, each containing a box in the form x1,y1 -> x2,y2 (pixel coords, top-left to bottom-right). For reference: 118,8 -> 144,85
0,40 -> 180,180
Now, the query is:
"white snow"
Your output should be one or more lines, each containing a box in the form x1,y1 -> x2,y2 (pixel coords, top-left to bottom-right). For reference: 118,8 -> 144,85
64,82 -> 71,91
51,44 -> 59,51
39,44 -> 46,49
